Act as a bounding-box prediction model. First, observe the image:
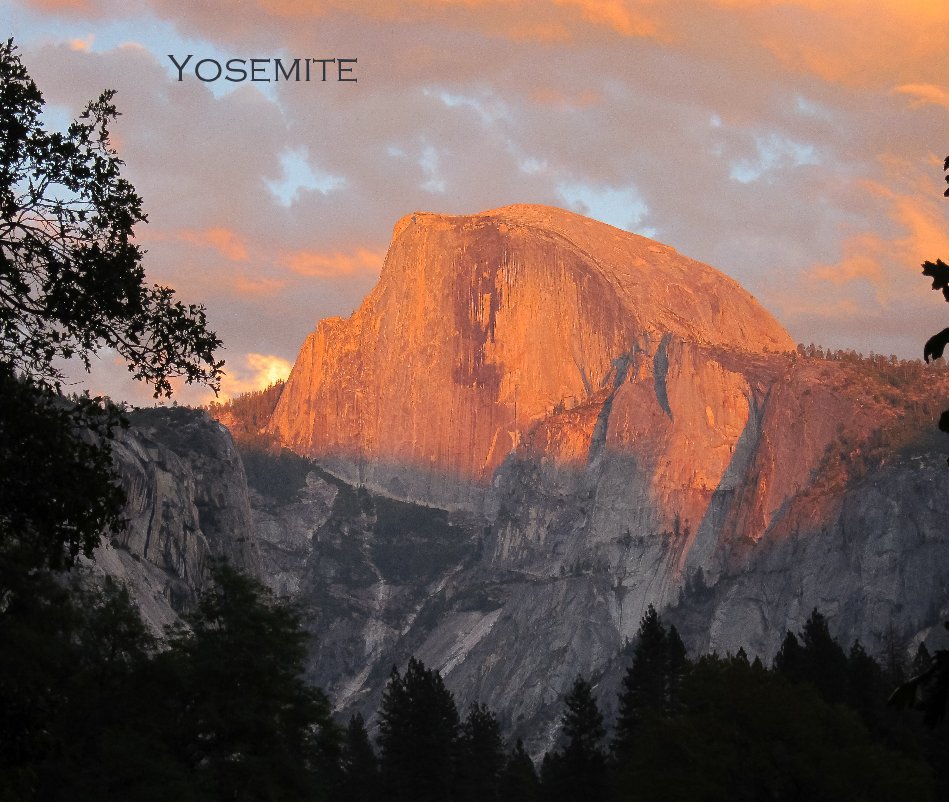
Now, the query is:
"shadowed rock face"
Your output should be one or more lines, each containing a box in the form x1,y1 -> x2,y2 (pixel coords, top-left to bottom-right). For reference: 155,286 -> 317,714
253,206 -> 949,752
105,207 -> 949,757
269,205 -> 794,508
88,407 -> 261,633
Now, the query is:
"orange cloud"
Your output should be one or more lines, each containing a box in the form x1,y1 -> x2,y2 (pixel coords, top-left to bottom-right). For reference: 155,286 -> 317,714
809,237 -> 885,290
27,0 -> 93,10
69,35 -> 94,51
893,83 -> 949,110
218,352 -> 293,400
282,247 -> 384,278
555,0 -> 658,37
532,87 -> 602,108
802,170 -> 949,307
233,275 -> 287,296
144,0 -> 664,44
175,227 -> 250,262
748,1 -> 949,87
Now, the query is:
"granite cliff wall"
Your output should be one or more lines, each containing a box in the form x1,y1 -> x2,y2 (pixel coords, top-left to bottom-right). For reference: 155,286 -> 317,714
100,206 -> 949,755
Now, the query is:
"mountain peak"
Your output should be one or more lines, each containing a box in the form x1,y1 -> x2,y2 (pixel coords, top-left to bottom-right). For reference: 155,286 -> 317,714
271,205 -> 793,505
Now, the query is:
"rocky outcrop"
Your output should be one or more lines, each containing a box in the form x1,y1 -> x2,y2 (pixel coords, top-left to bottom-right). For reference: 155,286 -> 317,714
269,205 -> 793,508
108,375 -> 949,756
101,206 -> 949,757
88,407 -> 260,632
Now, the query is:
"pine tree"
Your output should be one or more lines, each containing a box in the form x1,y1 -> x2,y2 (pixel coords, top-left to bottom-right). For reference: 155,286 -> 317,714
800,609 -> 849,705
499,739 -> 539,802
457,702 -> 505,802
847,640 -> 886,733
544,676 -> 607,802
774,629 -> 805,682
775,610 -> 848,706
161,563 -> 339,801
613,604 -> 689,759
0,38 -> 222,577
665,623 -> 689,714
340,713 -> 379,802
377,657 -> 460,802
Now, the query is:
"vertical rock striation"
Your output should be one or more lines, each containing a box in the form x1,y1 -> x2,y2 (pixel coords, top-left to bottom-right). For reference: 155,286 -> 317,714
269,205 -> 793,507
258,205 -> 949,751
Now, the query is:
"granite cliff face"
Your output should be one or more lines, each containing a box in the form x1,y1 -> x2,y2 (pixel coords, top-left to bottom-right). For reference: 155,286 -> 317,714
269,206 -> 793,508
89,407 -> 260,632
102,206 -> 949,755
232,349 -> 949,754
254,206 -> 949,749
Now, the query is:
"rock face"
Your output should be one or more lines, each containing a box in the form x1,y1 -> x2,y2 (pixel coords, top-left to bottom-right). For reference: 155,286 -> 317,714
255,205 -> 949,751
269,205 -> 793,508
101,206 -> 949,757
89,407 -> 261,633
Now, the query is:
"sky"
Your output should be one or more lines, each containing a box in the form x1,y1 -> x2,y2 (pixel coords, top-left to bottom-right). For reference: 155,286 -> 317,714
5,0 -> 949,405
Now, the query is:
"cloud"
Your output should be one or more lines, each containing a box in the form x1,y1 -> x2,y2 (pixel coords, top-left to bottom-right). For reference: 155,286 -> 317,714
69,34 -> 93,51
232,275 -> 287,296
27,0 -> 95,11
777,163 -> 949,350
10,0 -> 949,411
281,248 -> 385,278
893,83 -> 949,110
217,352 -> 293,400
807,237 -> 886,296
173,227 -> 250,261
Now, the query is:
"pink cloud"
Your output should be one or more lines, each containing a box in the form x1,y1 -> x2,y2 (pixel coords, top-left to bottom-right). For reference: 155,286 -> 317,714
893,83 -> 949,111
281,248 -> 385,278
14,0 -> 949,409
173,227 -> 251,262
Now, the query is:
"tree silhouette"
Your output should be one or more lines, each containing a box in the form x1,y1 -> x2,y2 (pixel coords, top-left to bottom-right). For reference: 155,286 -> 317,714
377,657 -> 460,802
340,713 -> 379,802
543,675 -> 607,802
0,37 -> 222,576
159,563 -> 339,801
624,653 -> 932,801
498,739 -> 539,802
613,604 -> 689,758
920,157 -> 949,446
456,702 -> 505,802
0,38 -> 222,396
774,609 -> 848,706
889,154 -> 949,727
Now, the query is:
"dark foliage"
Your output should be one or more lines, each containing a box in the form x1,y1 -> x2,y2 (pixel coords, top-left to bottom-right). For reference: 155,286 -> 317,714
0,37 -> 221,576
0,365 -> 125,574
889,152 -> 949,731
160,563 -> 340,801
618,653 -> 932,801
774,609 -> 849,706
499,739 -> 540,802
340,713 -> 380,802
0,564 -> 340,802
542,676 -> 608,802
0,38 -> 222,396
457,702 -> 505,802
377,656 -> 460,802
891,624 -> 949,728
613,604 -> 689,758
919,157 -> 949,452
238,443 -> 318,503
